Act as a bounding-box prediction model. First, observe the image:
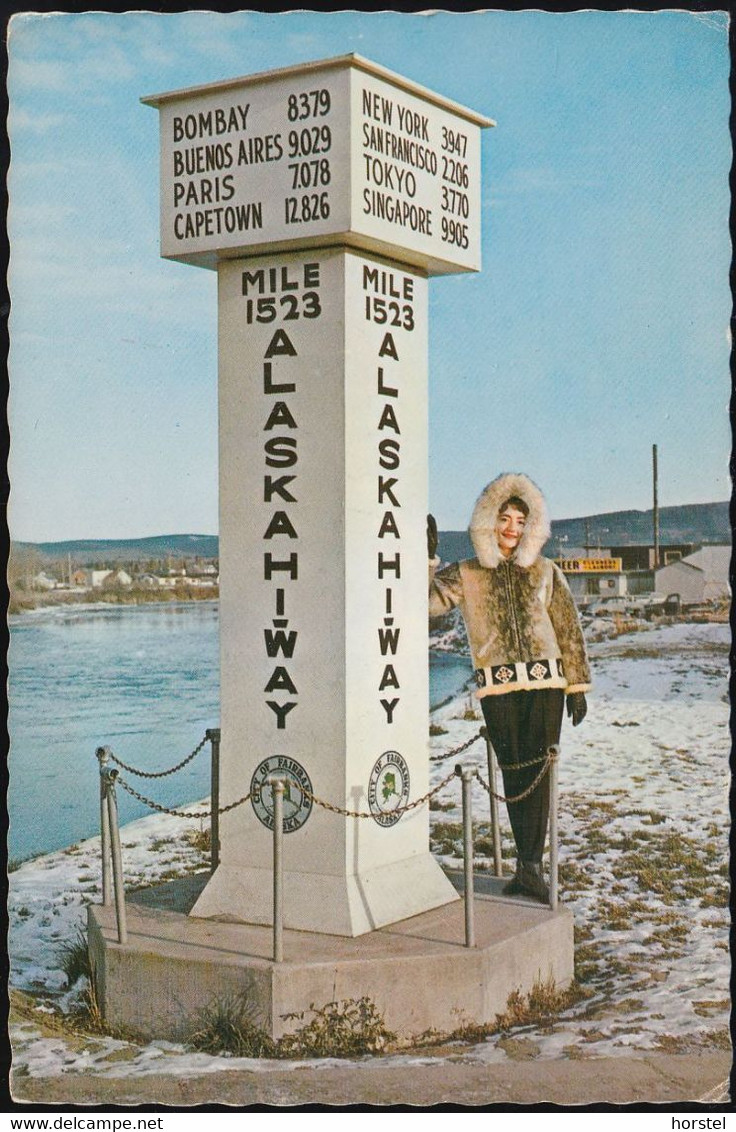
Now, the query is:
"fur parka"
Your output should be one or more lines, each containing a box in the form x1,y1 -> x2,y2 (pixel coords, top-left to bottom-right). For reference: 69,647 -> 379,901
429,473 -> 591,698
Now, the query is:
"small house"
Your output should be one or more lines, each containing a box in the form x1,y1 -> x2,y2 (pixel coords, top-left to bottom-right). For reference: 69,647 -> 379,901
654,545 -> 730,604
101,568 -> 133,588
32,571 -> 58,590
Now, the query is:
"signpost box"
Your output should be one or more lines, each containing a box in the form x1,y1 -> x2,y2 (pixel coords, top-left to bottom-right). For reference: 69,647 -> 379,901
143,54 -> 493,936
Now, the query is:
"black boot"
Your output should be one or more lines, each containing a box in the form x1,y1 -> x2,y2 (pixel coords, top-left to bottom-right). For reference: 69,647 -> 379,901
502,862 -> 524,895
519,861 -> 550,903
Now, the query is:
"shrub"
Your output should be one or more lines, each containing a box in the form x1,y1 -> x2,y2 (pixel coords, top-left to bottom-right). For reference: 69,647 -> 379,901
279,997 -> 396,1058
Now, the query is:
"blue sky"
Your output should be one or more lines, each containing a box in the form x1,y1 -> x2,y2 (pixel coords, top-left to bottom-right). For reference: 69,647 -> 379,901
8,9 -> 731,540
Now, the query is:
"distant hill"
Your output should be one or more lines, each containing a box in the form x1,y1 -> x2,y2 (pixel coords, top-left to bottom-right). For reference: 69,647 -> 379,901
13,501 -> 730,566
14,533 -> 218,565
436,500 -> 730,564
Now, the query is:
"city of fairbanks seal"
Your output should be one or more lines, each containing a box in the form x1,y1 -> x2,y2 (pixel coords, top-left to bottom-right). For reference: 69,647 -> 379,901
250,755 -> 313,832
368,750 -> 410,827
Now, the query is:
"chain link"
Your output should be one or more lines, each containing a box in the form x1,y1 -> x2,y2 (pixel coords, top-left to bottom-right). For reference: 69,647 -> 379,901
429,728 -> 483,763
495,752 -> 547,770
107,730 -> 553,821
475,749 -> 554,805
116,773 -> 251,818
107,734 -> 209,779
300,768 -> 458,819
116,767 -> 458,823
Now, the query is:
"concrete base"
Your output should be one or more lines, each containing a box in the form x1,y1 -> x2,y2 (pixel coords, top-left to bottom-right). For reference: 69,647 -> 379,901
88,872 -> 574,1043
189,852 -> 460,937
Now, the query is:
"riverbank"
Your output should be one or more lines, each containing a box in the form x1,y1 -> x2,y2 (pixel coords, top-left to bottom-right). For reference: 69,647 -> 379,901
9,586 -> 219,616
8,620 -> 730,1106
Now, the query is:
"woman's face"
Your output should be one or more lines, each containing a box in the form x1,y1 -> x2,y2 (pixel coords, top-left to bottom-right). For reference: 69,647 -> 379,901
495,505 -> 526,558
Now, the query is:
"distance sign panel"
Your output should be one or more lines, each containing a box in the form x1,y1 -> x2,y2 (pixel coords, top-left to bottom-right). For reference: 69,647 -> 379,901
351,70 -> 484,273
143,55 -> 492,275
149,68 -> 351,267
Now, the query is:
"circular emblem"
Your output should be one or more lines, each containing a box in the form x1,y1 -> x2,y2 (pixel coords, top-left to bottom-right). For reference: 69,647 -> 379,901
250,756 -> 313,833
368,751 -> 410,827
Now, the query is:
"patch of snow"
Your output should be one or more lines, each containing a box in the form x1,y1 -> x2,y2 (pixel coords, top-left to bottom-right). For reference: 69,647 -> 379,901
9,620 -> 730,1077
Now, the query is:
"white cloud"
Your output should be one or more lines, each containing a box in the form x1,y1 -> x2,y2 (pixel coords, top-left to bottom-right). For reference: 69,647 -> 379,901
9,233 -> 214,341
9,25 -> 139,96
498,166 -> 602,195
8,201 -> 76,231
138,40 -> 178,70
9,57 -> 71,94
8,108 -> 66,134
690,11 -> 729,34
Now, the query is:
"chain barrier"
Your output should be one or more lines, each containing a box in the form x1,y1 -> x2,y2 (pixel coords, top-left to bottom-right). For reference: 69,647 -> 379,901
429,728 -> 483,763
300,768 -> 458,820
475,748 -> 555,805
101,730 -> 562,941
116,764 -> 457,823
107,734 -> 209,779
115,773 -> 251,819
104,730 -> 550,821
103,728 -> 475,822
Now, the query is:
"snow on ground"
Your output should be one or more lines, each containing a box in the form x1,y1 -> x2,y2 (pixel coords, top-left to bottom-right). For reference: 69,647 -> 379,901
426,619 -> 730,1062
9,620 -> 730,1078
9,804 -> 212,995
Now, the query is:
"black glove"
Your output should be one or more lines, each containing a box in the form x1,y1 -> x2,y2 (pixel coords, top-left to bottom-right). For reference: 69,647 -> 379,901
427,513 -> 438,560
566,692 -> 587,727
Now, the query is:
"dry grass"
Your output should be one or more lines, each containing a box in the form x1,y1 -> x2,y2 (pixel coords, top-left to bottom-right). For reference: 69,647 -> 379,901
495,975 -> 588,1032
414,974 -> 590,1048
188,992 -> 277,1059
188,995 -> 396,1060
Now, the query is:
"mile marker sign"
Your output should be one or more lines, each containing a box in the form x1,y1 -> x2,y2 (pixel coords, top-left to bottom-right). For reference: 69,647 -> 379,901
143,54 -> 494,936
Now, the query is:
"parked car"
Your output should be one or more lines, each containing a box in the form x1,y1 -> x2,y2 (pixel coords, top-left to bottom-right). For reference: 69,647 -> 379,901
585,596 -> 639,618
642,593 -> 681,618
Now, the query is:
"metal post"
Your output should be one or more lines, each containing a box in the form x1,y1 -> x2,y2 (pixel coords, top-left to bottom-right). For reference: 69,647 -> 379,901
104,769 -> 128,944
548,745 -> 559,911
96,747 -> 112,907
456,764 -> 475,948
270,777 -> 284,963
481,726 -> 503,878
206,727 -> 221,872
652,443 -> 660,568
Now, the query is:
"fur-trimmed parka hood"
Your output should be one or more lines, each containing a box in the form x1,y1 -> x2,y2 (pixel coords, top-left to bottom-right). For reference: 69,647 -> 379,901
469,472 -> 550,569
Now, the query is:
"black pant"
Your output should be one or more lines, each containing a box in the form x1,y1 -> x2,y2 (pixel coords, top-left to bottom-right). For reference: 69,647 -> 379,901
480,689 -> 564,863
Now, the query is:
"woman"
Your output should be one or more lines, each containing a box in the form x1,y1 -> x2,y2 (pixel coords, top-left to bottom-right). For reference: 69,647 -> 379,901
428,472 -> 591,902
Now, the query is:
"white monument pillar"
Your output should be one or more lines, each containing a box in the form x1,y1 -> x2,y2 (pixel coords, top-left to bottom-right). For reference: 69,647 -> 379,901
143,54 -> 493,936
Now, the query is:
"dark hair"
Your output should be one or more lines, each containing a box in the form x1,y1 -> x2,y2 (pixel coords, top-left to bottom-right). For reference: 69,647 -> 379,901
499,495 -> 529,517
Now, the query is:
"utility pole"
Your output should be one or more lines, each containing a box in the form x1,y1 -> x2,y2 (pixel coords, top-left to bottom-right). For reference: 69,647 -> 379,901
652,444 -> 660,568
584,518 -> 591,556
